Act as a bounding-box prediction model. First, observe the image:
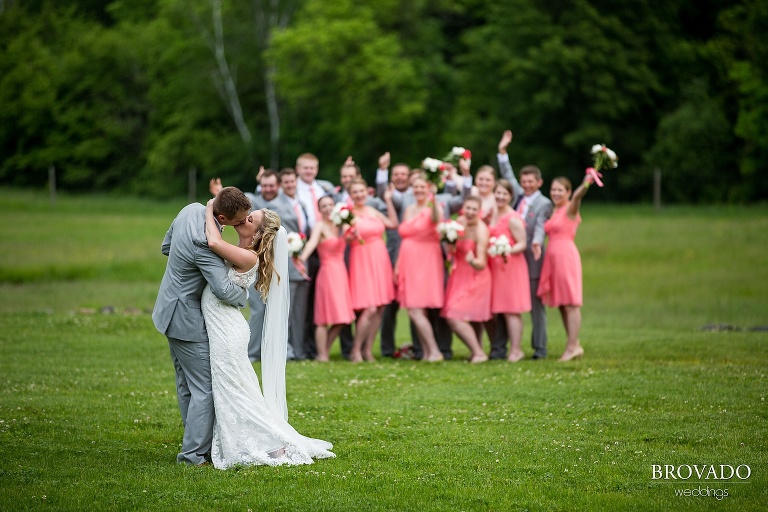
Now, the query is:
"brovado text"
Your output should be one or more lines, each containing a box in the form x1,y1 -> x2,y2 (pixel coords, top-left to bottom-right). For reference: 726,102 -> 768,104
652,464 -> 751,480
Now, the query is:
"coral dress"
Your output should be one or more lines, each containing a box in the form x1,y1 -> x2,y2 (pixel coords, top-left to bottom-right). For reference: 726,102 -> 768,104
396,207 -> 444,309
537,206 -> 582,307
441,237 -> 492,322
348,210 -> 395,310
314,235 -> 356,326
489,211 -> 531,314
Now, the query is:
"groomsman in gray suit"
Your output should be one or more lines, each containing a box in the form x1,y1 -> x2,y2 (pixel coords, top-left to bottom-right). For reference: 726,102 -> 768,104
244,170 -> 282,362
152,187 -> 252,466
376,156 -> 414,357
295,153 -> 335,359
265,168 -> 312,360
496,130 -> 553,359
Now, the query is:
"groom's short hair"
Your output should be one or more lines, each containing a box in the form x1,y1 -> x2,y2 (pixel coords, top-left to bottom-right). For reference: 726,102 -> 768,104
213,187 -> 252,219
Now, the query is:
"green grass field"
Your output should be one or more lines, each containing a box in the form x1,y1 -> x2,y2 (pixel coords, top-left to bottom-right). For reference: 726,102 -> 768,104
1,188 -> 767,511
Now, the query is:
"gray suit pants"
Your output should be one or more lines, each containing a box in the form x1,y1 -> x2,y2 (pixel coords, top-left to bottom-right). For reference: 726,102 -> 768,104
289,280 -> 310,360
529,277 -> 548,358
167,337 -> 214,465
247,284 -> 266,362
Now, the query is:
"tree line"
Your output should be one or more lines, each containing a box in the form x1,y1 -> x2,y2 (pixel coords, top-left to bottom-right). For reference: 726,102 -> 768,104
1,0 -> 766,202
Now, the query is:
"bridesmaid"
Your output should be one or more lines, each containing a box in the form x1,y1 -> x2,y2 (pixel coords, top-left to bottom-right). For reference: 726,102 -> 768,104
440,196 -> 490,363
537,175 -> 592,361
394,174 -> 444,362
347,178 -> 399,362
299,195 -> 355,362
472,165 -> 497,224
488,180 -> 530,362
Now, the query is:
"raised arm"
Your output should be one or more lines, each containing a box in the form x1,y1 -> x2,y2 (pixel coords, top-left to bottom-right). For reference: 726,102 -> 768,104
497,130 -> 523,199
376,185 -> 400,229
375,152 -> 391,199
567,176 -> 591,219
205,199 -> 258,271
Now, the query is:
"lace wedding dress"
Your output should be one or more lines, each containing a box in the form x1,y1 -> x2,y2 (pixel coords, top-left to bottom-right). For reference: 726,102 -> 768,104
201,259 -> 335,469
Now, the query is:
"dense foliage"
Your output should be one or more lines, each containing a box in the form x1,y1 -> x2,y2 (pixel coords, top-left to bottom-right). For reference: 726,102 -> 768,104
1,0 -> 766,202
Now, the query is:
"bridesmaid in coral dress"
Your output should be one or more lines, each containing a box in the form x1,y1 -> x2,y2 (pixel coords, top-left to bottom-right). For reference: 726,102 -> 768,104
299,196 -> 355,361
440,196 -> 490,363
488,179 -> 530,362
347,178 -> 399,362
395,174 -> 444,362
537,175 -> 592,361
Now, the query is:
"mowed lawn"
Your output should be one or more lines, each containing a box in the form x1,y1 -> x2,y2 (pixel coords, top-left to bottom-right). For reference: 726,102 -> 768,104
1,188 -> 767,511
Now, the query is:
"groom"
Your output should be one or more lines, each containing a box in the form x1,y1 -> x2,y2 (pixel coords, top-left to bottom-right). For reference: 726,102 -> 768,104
152,187 -> 253,465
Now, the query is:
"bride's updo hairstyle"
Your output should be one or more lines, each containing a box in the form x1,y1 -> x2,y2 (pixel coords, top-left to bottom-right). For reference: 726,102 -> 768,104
251,208 -> 282,302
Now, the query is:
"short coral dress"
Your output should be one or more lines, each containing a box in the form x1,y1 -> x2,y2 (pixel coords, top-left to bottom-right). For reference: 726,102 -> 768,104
489,211 -> 531,314
396,207 -> 444,309
537,206 -> 582,307
441,237 -> 492,322
348,210 -> 395,310
314,235 -> 356,326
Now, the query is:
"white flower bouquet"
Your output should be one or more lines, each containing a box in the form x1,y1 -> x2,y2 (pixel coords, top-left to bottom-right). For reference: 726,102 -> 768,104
585,144 -> 619,187
443,146 -> 472,167
436,219 -> 465,244
286,231 -> 306,258
488,235 -> 513,263
421,157 -> 449,190
329,202 -> 354,227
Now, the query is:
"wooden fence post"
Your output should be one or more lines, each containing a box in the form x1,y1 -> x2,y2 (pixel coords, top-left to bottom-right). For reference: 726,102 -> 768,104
653,167 -> 661,212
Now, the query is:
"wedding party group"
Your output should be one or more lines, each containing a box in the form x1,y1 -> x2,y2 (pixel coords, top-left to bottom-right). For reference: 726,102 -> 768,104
151,129 -> 614,468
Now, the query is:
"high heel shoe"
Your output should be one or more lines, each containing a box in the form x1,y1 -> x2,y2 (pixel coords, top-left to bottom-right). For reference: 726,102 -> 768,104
559,346 -> 584,362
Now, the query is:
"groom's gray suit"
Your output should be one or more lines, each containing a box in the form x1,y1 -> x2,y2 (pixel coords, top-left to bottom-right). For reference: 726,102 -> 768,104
496,154 -> 553,358
152,203 -> 247,465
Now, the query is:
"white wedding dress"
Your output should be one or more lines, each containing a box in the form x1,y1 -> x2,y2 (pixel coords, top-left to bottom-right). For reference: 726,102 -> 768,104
201,232 -> 335,469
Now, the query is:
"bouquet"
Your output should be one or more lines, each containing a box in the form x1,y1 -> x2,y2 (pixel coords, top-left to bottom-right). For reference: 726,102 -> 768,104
286,231 -> 306,257
443,146 -> 472,167
286,231 -> 310,279
331,203 -> 365,245
436,219 -> 465,244
586,144 -> 619,187
436,219 -> 465,274
421,157 -> 449,190
329,202 -> 354,227
488,235 -> 513,263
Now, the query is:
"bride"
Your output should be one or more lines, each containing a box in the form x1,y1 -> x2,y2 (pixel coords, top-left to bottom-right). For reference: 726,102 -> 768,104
202,198 -> 335,469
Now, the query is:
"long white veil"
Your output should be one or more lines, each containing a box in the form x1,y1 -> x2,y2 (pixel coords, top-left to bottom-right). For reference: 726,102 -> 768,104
261,226 -> 289,421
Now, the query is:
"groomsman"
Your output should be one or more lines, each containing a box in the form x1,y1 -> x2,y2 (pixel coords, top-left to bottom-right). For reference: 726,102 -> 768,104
496,130 -> 553,359
376,155 -> 414,357
244,170 -> 282,362
263,168 -> 312,360
295,153 -> 334,359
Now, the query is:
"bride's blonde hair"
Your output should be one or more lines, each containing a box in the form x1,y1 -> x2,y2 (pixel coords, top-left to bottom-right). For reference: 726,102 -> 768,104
250,209 -> 282,302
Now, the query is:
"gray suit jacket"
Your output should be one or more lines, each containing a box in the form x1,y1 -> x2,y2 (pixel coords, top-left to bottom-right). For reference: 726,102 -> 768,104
152,203 -> 247,342
263,192 -> 309,282
498,155 -> 553,278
